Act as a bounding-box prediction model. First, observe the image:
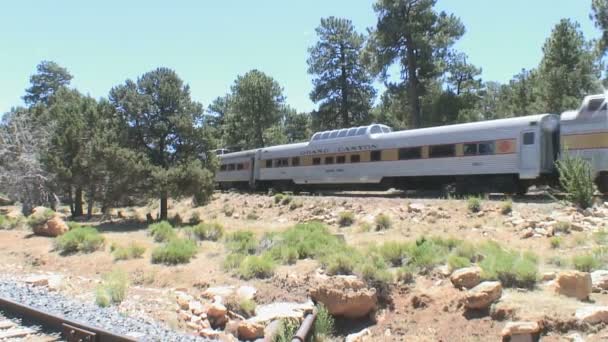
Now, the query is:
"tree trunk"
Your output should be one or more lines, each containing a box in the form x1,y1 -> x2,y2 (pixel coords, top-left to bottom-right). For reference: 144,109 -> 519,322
406,36 -> 422,128
67,188 -> 74,216
160,192 -> 168,221
340,44 -> 349,127
86,187 -> 95,218
74,187 -> 83,217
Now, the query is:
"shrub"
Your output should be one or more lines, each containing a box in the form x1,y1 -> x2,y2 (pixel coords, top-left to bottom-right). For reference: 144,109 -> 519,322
396,265 -> 415,284
27,208 -> 55,228
572,253 -> 600,272
547,255 -> 568,268
222,204 -> 234,217
273,319 -> 299,342
269,245 -> 299,265
96,269 -> 128,307
313,304 -> 334,341
550,237 -> 562,249
323,252 -> 356,275
358,222 -> 372,233
223,253 -> 246,270
556,152 -> 596,209
467,196 -> 482,213
501,200 -> 513,215
553,221 -> 572,234
281,195 -> 293,205
226,231 -> 257,254
148,221 -> 175,242
478,242 -> 538,288
274,193 -> 285,204
374,214 -> 392,230
0,215 -> 22,230
238,254 -> 276,279
289,201 -> 302,211
378,242 -> 408,267
151,238 -> 197,264
594,229 -> 608,245
55,227 -> 105,255
453,241 -> 476,261
113,242 -> 146,261
357,260 -> 392,285
274,222 -> 341,260
188,212 -> 202,225
448,254 -> 471,270
406,238 -> 449,272
338,211 -> 355,227
191,222 -> 224,241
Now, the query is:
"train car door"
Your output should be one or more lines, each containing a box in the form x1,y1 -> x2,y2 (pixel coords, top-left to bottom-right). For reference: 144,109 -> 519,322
519,130 -> 540,178
248,156 -> 256,189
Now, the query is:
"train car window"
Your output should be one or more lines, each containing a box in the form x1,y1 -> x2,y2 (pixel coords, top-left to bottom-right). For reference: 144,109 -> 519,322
464,144 -> 477,156
336,156 -> 346,164
588,98 -> 604,111
313,157 -> 321,165
429,144 -> 455,158
478,142 -> 495,155
329,130 -> 339,138
356,127 -> 367,135
276,159 -> 289,167
266,160 -> 273,168
312,133 -> 321,141
220,165 -> 227,171
347,128 -> 358,136
399,147 -> 422,160
338,129 -> 348,138
321,132 -> 330,139
371,150 -> 382,162
350,154 -> 360,163
381,126 -> 390,133
370,125 -> 382,134
291,157 -> 300,166
227,164 -> 236,171
237,163 -> 244,170
523,132 -> 535,145
325,156 -> 334,164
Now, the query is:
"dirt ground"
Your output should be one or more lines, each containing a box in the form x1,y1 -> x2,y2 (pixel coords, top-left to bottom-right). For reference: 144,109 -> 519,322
2,191 -> 608,341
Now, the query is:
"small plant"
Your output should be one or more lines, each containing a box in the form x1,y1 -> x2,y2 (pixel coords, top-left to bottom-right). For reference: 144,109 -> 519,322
225,231 -> 257,254
281,195 -> 293,205
151,238 -> 197,264
572,253 -> 600,272
289,201 -> 302,211
338,211 -> 355,227
501,200 -> 513,215
95,269 -> 129,307
273,318 -> 299,342
188,212 -> 202,225
553,221 -> 572,234
246,212 -> 259,220
323,252 -> 356,275
556,152 -> 596,209
374,213 -> 392,230
312,304 -> 334,341
357,260 -> 392,285
148,221 -> 175,243
549,236 -> 562,249
448,254 -> 471,270
274,193 -> 285,204
113,242 -> 146,261
66,221 -> 82,230
239,298 -> 256,318
467,196 -> 482,213
594,229 -> 608,245
406,238 -> 449,272
55,227 -> 105,254
191,222 -> 224,241
0,214 -> 22,230
27,208 -> 55,228
378,242 -> 408,267
358,222 -> 372,233
546,255 -> 568,268
238,254 -> 276,279
396,265 -> 415,284
478,242 -> 538,288
222,204 -> 234,217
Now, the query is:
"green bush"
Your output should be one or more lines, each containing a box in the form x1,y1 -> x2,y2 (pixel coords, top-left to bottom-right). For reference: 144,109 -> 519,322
151,238 -> 197,265
406,237 -> 449,272
553,221 -> 572,234
269,245 -> 299,265
95,269 -> 129,307
274,193 -> 285,204
572,253 -> 600,272
374,214 -> 392,230
478,242 -> 538,288
556,152 -> 596,209
223,253 -> 246,270
547,255 -> 568,268
148,221 -> 175,242
0,214 -> 22,230
448,254 -> 471,270
55,227 -> 105,254
188,212 -> 202,225
273,319 -> 299,342
238,254 -> 276,279
289,201 -> 302,211
323,252 -> 357,275
113,242 -> 146,261
66,221 -> 82,230
357,260 -> 392,285
594,229 -> 608,245
453,241 -> 476,261
378,242 -> 408,267
467,196 -> 482,213
223,204 -> 235,217
396,265 -> 415,284
281,195 -> 293,205
191,222 -> 224,241
550,236 -> 562,249
313,304 -> 334,341
225,231 -> 257,254
246,212 -> 259,220
269,222 -> 341,261
338,211 -> 355,227
239,298 -> 256,318
501,200 -> 513,215
27,208 -> 55,228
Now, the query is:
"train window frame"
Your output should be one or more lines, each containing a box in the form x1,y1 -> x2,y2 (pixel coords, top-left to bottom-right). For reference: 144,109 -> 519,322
523,132 -> 535,145
370,150 -> 382,162
356,127 -> 367,135
336,156 -> 346,164
338,129 -> 348,138
464,143 -> 477,156
325,156 -> 334,164
429,144 -> 455,158
347,128 -> 358,137
291,157 -> 300,167
275,158 -> 289,167
312,133 -> 321,141
350,154 -> 360,163
398,147 -> 422,160
478,141 -> 495,155
313,157 -> 321,165
236,163 -> 244,170
370,125 -> 382,134
321,132 -> 330,139
329,130 -> 339,139
265,160 -> 273,168
227,164 -> 236,171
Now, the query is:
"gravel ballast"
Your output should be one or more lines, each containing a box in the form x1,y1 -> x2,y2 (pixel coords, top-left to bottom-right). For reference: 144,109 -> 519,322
0,279 -> 208,342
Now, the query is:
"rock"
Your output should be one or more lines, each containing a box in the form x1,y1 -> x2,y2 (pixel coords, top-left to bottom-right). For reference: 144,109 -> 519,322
207,303 -> 229,328
345,328 -> 371,342
309,275 -> 377,319
24,275 -> 49,287
464,281 -> 502,310
32,215 -> 68,237
407,203 -> 425,213
520,228 -> 534,239
575,306 -> 608,324
490,302 -> 516,321
541,272 -> 556,282
237,321 -> 264,340
202,286 -> 235,299
411,293 -> 432,309
501,321 -> 541,342
236,285 -> 257,301
263,320 -> 280,342
554,271 -> 592,300
591,270 -> 608,291
199,328 -> 221,339
250,302 -> 314,325
189,300 -> 204,315
450,267 -> 481,289
176,292 -> 193,310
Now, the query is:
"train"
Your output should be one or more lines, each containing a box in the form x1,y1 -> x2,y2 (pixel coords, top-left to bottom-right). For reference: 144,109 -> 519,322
215,94 -> 608,195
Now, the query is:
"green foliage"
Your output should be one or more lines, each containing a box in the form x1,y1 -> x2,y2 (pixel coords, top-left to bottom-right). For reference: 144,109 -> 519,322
238,254 -> 276,279
66,221 -> 82,230
377,242 -> 408,267
501,200 -> 513,215
374,213 -> 392,230
271,222 -> 341,260
223,253 -> 246,271
148,221 -> 175,243
95,269 -> 128,307
289,200 -> 303,211
448,254 -> 471,270
357,259 -> 393,285
323,252 -> 357,275
313,304 -> 334,341
274,193 -> 284,204
273,319 -> 299,342
24,60 -> 73,106
550,236 -> 563,249
239,298 -> 257,318
556,151 -> 597,209
269,245 -> 299,265
54,226 -> 105,254
112,242 -> 146,261
191,222 -> 224,241
478,242 -> 538,288
406,237 -> 449,272
225,231 -> 257,254
467,196 -> 481,213
246,212 -> 259,220
338,211 -> 355,227
592,0 -> 608,54
281,195 -> 293,205
0,215 -> 22,230
594,229 -> 608,245
151,238 -> 197,265
188,212 -> 202,225
572,253 -> 600,272
547,255 -> 568,268
222,204 -> 235,217
553,221 -> 572,234
27,208 -> 55,228
396,265 -> 415,284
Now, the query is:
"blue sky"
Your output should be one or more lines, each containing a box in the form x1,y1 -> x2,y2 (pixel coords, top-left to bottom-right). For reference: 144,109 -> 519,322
0,0 -> 601,115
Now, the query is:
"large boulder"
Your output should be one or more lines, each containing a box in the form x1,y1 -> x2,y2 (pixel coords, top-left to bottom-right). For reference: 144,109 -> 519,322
237,320 -> 264,340
553,271 -> 591,301
500,321 -> 541,342
450,267 -> 481,289
206,302 -> 229,328
250,302 -> 314,326
345,328 -> 372,342
591,270 -> 608,292
32,215 -> 68,237
575,306 -> 608,324
309,275 -> 377,319
0,194 -> 12,206
464,281 -> 502,310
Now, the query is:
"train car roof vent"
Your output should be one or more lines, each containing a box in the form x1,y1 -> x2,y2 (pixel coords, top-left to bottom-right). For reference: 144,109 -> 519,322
310,124 -> 392,142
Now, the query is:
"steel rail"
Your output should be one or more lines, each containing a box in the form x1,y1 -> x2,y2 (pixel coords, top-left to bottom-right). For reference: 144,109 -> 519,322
291,311 -> 317,342
0,296 -> 136,342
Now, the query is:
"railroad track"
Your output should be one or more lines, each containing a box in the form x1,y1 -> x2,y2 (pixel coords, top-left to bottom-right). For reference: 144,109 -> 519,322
0,310 -> 60,341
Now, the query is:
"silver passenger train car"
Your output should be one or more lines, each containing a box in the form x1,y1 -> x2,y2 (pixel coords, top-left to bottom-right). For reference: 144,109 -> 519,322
215,94 -> 608,194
